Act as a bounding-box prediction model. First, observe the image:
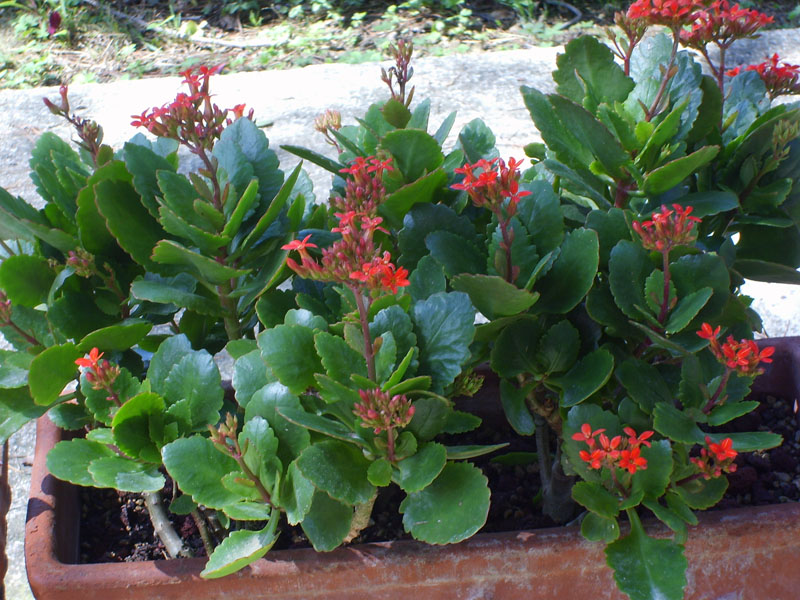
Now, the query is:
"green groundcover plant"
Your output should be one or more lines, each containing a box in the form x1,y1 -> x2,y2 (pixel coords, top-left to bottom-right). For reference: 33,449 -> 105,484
1,1 -> 800,597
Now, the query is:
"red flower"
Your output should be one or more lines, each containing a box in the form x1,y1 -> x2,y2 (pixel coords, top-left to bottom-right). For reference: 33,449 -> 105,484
571,423 -> 605,448
624,427 -> 654,448
281,234 -> 317,253
727,54 -> 800,98
696,323 -> 774,376
452,157 -> 529,217
632,204 -> 701,253
627,0 -> 703,29
681,1 -> 773,49
75,347 -> 104,370
619,447 -> 648,474
579,449 -> 606,469
697,322 -> 721,340
707,436 -> 737,462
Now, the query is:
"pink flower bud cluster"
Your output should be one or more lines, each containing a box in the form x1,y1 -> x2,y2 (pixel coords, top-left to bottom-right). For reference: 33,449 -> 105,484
452,157 -> 530,218
75,348 -> 121,403
66,249 -> 96,278
632,204 -> 701,252
690,436 -> 738,479
727,54 -> 800,99
680,1 -> 773,48
282,157 -> 409,295
131,66 -> 254,153
572,424 -> 654,474
696,323 -> 775,376
353,387 -> 415,435
0,291 -> 11,324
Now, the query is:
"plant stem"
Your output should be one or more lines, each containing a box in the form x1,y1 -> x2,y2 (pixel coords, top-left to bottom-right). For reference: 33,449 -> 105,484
353,287 -> 376,381
191,509 -> 215,556
657,249 -> 672,325
0,239 -> 14,256
534,415 -> 552,489
0,320 -> 40,347
343,490 -> 377,543
498,213 -> 515,283
143,491 -> 193,558
702,368 -> 732,414
646,32 -> 680,121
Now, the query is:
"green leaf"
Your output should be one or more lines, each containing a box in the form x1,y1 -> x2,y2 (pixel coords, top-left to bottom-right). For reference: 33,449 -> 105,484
162,436 -> 242,509
380,169 -> 448,229
314,331 -> 367,385
281,145 -> 345,175
533,229 -> 599,314
551,349 -> 614,407
500,378 -> 535,435
0,350 -> 33,389
516,180 -> 564,254
444,444 -> 507,459
83,367 -> 140,426
643,146 -> 720,196
553,35 -> 634,108
653,403 -> 704,444
733,259 -> 800,284
708,401 -> 760,426
393,442 -> 447,493
280,460 -> 315,525
581,512 -> 620,543
538,320 -> 580,374
400,462 -> 490,544
450,274 -> 538,320
605,512 -> 687,600
232,349 -> 271,408
664,287 -> 712,334
711,431 -> 782,452
239,163 -> 301,253
380,129 -> 444,181
152,240 -> 249,286
297,440 -> 375,505
0,387 -> 47,444
642,498 -> 688,540
411,292 -> 475,394
162,351 -> 223,427
222,178 -> 259,238
112,392 -> 166,463
94,178 -> 165,271
0,255 -> 54,307
671,191 -> 739,218
246,383 -> 311,463
457,119 -> 499,163
77,321 -> 152,353
572,481 -> 620,518
130,277 -> 222,316
301,490 -> 353,552
409,255 -> 446,302
201,519 -> 279,579
368,458 -> 393,487
258,325 -> 322,394
442,410 -> 481,435
146,335 -> 192,393
631,440 -> 673,499
489,316 -> 542,378
29,343 -> 81,406
46,438 -> 116,487
676,476 -> 727,509
398,203 -> 476,271
407,396 -> 450,441
425,231 -> 485,276
87,457 -> 165,492
548,95 -> 630,179
608,240 -> 652,319
617,359 -> 673,414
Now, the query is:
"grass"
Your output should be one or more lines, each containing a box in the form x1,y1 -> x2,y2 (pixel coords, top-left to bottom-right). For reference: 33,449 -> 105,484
0,0 -> 798,89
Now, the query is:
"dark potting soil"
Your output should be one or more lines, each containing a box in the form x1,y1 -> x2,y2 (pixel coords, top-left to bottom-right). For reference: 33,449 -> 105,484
78,393 -> 800,564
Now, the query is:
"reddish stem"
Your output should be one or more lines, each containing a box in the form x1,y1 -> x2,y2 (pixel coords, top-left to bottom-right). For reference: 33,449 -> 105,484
352,286 -> 376,381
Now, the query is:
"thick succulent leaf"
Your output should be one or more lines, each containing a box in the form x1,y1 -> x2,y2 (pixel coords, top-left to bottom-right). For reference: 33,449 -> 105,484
572,481 -> 620,519
258,325 -> 322,394
130,276 -> 222,316
0,255 -> 54,307
87,457 -> 165,492
162,350 -> 223,427
29,343 -> 81,406
297,441 -> 375,506
111,391 -> 166,463
608,240 -> 653,319
451,274 -> 539,320
46,438 -> 116,487
314,331 -> 367,385
201,518 -> 279,579
643,146 -> 719,196
77,320 -> 152,353
162,435 -> 242,509
379,129 -> 444,182
631,440 -> 673,500
300,490 -> 353,552
533,229 -> 599,314
398,203 -> 476,270
605,512 -> 687,600
0,387 -> 46,444
393,442 -> 447,493
550,349 -> 614,407
400,462 -> 490,544
152,240 -> 249,286
499,378 -> 535,435
411,292 -> 475,393
380,169 -> 448,229
457,118 -> 499,163
409,255 -> 446,302
246,383 -> 311,465
616,359 -> 673,414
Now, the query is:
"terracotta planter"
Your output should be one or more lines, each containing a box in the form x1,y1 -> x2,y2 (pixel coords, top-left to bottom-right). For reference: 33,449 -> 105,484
26,338 -> 800,600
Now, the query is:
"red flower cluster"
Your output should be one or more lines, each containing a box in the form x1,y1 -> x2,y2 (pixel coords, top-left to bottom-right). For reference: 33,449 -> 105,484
353,387 -> 415,435
131,66 -> 254,153
282,157 -> 409,296
696,323 -> 775,377
632,204 -> 701,253
75,348 -> 121,395
452,157 -> 530,218
727,54 -> 800,99
690,436 -> 738,479
627,0 -> 703,30
680,1 -> 773,49
572,424 -> 654,474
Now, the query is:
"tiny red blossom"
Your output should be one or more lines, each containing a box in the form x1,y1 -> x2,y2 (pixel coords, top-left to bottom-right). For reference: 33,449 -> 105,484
727,54 -> 800,98
697,324 -> 774,377
627,0 -> 703,29
573,423 -> 653,474
281,234 -> 317,253
452,157 -> 530,217
632,204 -> 701,253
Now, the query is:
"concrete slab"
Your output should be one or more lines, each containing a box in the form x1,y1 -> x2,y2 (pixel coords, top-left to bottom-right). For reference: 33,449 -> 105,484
1,28 -> 799,599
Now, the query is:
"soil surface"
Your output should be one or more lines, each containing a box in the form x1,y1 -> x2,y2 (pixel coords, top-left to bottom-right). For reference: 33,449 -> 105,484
79,390 -> 800,563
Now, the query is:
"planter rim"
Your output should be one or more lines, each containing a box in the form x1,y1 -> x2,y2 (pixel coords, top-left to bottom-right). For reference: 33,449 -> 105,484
24,336 -> 800,600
